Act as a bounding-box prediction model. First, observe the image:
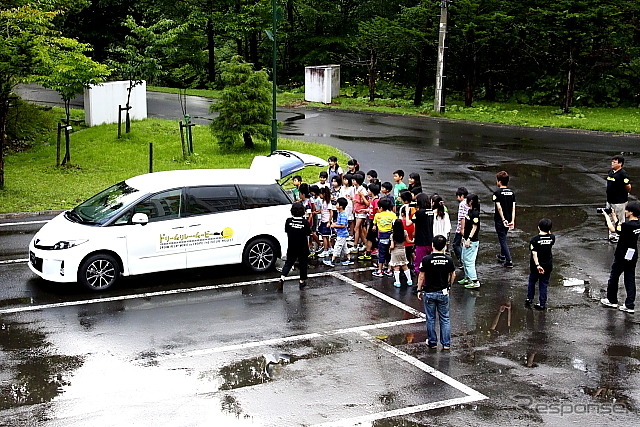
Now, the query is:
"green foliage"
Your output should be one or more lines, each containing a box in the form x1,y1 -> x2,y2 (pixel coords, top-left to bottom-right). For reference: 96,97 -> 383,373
210,56 -> 271,148
37,38 -> 110,121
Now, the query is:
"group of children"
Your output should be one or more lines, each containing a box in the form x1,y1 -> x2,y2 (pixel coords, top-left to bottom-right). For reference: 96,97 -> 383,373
281,158 -> 558,312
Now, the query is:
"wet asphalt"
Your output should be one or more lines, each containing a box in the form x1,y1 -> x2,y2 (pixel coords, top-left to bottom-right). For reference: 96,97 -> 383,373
1,87 -> 639,426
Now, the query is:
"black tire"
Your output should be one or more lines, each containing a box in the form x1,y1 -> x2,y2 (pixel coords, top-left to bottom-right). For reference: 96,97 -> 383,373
78,253 -> 121,291
243,238 -> 277,272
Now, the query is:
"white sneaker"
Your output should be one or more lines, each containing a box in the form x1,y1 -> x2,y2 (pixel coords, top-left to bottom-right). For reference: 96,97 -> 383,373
600,298 -> 618,308
318,250 -> 329,258
618,305 -> 635,313
350,247 -> 358,254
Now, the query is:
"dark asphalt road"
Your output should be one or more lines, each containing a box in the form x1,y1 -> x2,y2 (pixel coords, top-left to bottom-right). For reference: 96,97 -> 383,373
2,86 -> 639,426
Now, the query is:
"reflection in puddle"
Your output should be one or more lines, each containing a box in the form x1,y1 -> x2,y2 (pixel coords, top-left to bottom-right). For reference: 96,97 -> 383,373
605,345 -> 640,361
0,318 -> 84,410
469,162 -> 566,183
582,386 -> 633,410
217,338 -> 349,391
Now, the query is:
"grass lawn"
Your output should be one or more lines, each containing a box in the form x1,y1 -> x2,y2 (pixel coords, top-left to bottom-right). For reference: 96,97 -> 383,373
149,86 -> 640,134
0,117 -> 347,214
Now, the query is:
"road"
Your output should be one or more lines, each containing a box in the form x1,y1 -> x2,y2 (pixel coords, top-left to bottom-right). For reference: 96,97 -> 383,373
1,87 -> 639,426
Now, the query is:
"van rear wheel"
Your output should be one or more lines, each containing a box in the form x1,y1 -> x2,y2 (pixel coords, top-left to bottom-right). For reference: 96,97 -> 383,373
243,238 -> 277,272
79,254 -> 120,291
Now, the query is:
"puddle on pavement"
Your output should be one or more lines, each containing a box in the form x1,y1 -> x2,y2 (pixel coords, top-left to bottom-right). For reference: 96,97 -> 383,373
0,318 -> 84,410
604,344 -> 640,361
582,386 -> 633,410
217,337 -> 349,391
514,206 -> 588,235
0,297 -> 33,308
373,418 -> 425,427
469,162 -> 567,183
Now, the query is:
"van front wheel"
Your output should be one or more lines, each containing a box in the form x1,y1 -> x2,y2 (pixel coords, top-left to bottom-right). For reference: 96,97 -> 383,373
243,238 -> 277,272
79,254 -> 121,291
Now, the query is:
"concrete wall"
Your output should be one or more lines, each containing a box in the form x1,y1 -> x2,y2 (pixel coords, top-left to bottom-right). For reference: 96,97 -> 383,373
84,81 -> 147,127
304,65 -> 340,104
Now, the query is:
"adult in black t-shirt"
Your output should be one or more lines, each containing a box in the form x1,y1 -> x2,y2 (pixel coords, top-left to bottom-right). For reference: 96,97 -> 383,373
493,170 -> 516,268
278,203 -> 311,291
417,235 -> 455,349
526,218 -> 556,310
601,201 -> 640,313
605,155 -> 632,242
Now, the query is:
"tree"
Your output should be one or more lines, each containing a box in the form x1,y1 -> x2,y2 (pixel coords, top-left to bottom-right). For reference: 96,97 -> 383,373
210,56 -> 271,149
0,6 -> 58,188
107,16 -> 163,133
353,17 -> 408,102
38,39 -> 110,164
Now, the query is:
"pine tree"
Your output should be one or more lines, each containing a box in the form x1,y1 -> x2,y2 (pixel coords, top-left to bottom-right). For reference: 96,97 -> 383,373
210,56 -> 271,149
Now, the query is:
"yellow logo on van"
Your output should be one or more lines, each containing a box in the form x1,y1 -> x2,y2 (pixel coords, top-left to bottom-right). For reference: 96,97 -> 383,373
222,227 -> 234,238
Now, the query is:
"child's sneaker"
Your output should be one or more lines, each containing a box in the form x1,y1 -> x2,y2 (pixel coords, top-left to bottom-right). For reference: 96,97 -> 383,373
600,298 -> 618,308
318,250 -> 329,258
618,305 -> 635,313
464,280 -> 481,289
393,282 -> 401,288
407,281 -> 413,287
350,246 -> 358,254
371,249 -> 379,256
384,269 -> 394,277
533,303 -> 546,311
358,253 -> 372,260
458,277 -> 470,285
358,244 -> 366,252
341,259 -> 354,266
372,270 -> 384,277
323,260 -> 335,267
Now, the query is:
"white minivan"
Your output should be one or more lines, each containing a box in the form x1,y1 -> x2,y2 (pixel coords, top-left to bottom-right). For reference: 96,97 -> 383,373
28,150 -> 326,291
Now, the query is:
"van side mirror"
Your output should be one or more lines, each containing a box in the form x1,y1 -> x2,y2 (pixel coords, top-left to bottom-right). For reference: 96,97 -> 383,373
132,213 -> 149,225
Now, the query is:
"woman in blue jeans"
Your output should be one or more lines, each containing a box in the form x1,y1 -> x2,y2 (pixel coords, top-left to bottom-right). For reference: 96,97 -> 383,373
459,194 -> 481,289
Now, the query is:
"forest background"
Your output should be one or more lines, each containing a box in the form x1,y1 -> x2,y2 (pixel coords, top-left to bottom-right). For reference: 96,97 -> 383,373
47,0 -> 640,110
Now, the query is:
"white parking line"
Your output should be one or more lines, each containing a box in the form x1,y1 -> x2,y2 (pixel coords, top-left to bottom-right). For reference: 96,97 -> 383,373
0,258 -> 28,265
0,267 -> 373,315
154,318 -> 424,361
311,332 -> 487,426
329,271 -> 425,318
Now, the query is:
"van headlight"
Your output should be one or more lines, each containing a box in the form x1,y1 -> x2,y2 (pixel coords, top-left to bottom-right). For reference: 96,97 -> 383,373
52,240 -> 88,250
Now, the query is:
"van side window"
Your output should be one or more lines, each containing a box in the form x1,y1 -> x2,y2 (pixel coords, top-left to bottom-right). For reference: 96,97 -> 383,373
133,189 -> 182,222
239,184 -> 291,208
186,186 -> 241,215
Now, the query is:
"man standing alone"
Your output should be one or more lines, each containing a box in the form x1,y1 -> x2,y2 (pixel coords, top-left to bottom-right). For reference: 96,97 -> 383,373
606,155 -> 632,243
494,171 -> 516,268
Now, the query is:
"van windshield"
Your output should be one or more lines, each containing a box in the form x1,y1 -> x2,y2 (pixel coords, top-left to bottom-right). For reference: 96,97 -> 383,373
70,182 -> 141,225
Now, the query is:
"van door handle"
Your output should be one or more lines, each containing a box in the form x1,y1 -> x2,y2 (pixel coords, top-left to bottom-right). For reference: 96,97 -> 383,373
189,224 -> 201,227
172,226 -> 184,229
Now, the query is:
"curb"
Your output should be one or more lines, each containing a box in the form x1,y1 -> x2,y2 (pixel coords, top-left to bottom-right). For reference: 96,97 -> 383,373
0,209 -> 65,220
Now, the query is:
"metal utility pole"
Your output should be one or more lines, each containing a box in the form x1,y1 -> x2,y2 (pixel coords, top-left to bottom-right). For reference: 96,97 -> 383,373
269,0 -> 278,153
434,0 -> 449,113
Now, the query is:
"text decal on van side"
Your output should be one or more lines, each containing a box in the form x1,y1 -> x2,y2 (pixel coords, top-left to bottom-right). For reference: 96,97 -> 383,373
158,228 -> 234,250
